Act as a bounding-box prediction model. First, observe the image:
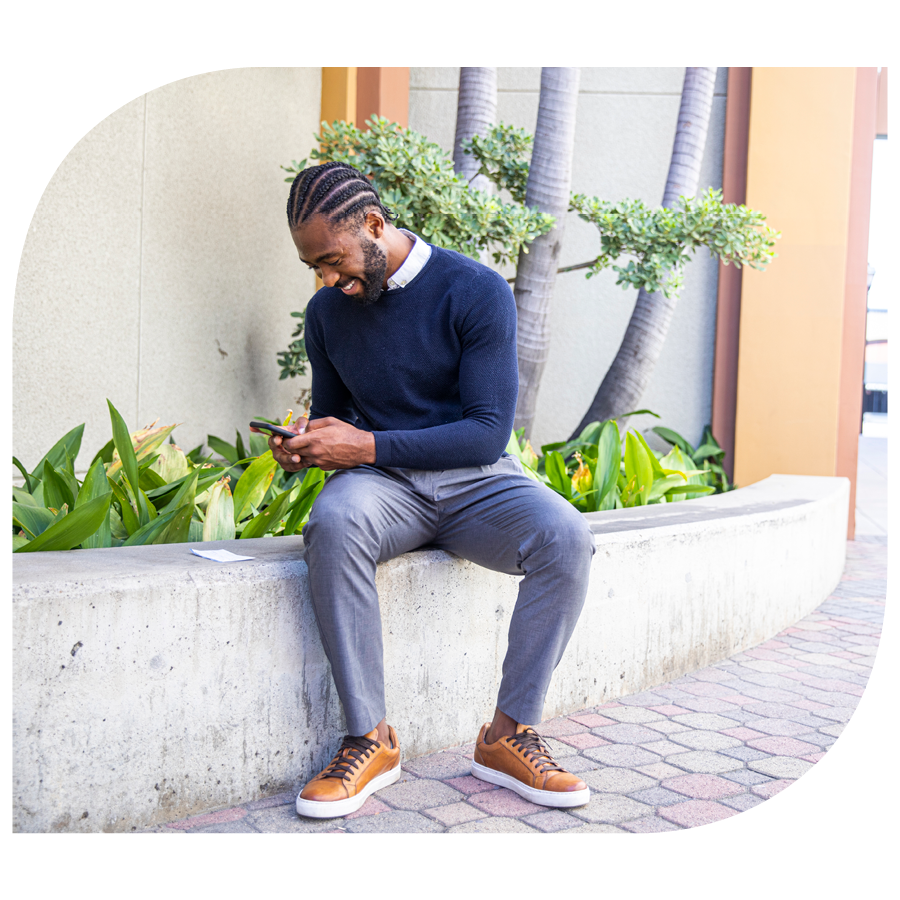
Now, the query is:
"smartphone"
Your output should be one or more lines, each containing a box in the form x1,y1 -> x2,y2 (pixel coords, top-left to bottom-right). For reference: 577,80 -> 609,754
249,421 -> 305,440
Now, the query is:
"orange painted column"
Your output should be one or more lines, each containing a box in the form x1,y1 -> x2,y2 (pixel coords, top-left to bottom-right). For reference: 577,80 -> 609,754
356,68 -> 409,129
835,69 -> 878,538
320,67 -> 357,129
711,68 -> 752,483
733,68 -> 877,538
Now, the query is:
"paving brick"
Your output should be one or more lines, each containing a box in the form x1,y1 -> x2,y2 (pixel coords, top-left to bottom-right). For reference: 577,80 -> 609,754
721,727 -> 768,741
740,702 -> 830,725
736,660 -> 795,674
752,779 -> 794,799
636,762 -> 685,780
719,746 -> 772,762
244,791 -> 296,811
757,639 -> 791,650
747,736 -> 822,757
717,695 -> 757,706
343,797 -> 392,819
597,702 -> 625,709
788,698 -> 834,712
377,778 -> 464,811
648,705 -> 693,717
343,810 -> 444,833
748,756 -> 814,779
537,716 -> 589,737
166,807 -> 247,830
596,723 -> 664,744
666,750 -> 742,775
583,744 -> 662,767
191,818 -> 260,834
562,822 -> 626,833
447,817 -> 539,833
249,804 -> 351,833
401,752 -> 473,780
791,732 -> 836,749
467,788 -> 546,817
447,742 -> 477,756
569,712 -> 617,728
671,681 -> 739,699
641,739 -> 695,757
644,719 -> 692,735
809,707 -> 853,723
618,817 -> 686,836
422,801 -> 487,827
443,774 -> 497,795
583,767 -> 656,794
617,691 -> 672,707
659,799 -> 738,827
521,810 -> 582,832
570,793 -> 652,824
563,756 -> 603,774
628,786 -> 686,807
557,732 -> 611,750
599,706 -> 666,724
742,718 -> 812,737
801,752 -> 826,763
662,774 -> 744,800
672,713 -> 741,730
720,793 -> 766,812
669,697 -> 742,714
721,769 -> 774,787
541,736 -> 579,758
668,730 -> 742,752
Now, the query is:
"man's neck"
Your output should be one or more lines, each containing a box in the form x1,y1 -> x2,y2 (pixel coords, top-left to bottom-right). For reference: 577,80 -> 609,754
382,226 -> 416,287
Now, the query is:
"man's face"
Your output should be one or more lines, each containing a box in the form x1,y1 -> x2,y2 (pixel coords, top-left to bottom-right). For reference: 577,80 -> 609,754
292,213 -> 388,305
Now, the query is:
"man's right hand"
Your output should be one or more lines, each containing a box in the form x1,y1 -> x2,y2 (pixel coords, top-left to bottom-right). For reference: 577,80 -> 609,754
250,418 -> 310,473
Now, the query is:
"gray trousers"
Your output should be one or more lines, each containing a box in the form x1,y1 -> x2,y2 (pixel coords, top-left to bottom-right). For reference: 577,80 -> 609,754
302,455 -> 595,736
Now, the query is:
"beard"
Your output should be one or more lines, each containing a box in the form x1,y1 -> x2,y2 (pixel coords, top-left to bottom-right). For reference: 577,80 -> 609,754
351,235 -> 388,306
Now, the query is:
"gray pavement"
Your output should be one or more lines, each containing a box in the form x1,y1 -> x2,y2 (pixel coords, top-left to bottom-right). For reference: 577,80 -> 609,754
146,442 -> 888,834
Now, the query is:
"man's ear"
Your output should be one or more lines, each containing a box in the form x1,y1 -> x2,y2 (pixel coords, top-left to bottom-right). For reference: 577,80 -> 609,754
363,209 -> 385,240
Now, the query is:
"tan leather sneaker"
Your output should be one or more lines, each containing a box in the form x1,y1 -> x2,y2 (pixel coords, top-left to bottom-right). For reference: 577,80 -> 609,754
471,723 -> 590,808
295,726 -> 402,818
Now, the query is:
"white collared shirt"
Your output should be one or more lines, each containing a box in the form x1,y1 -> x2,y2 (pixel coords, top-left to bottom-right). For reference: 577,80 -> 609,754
386,229 -> 432,291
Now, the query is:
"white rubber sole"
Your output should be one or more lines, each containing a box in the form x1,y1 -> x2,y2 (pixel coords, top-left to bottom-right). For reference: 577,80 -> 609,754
471,761 -> 590,808
296,762 -> 402,819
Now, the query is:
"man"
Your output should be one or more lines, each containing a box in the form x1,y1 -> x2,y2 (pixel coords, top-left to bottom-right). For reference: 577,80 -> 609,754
266,161 -> 595,819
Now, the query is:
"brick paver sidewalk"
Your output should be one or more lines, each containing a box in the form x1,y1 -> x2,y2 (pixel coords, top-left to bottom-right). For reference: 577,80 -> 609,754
147,535 -> 886,834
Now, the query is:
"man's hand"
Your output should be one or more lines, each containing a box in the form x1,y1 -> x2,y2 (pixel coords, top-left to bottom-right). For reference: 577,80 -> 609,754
258,417 -> 376,472
250,418 -> 309,473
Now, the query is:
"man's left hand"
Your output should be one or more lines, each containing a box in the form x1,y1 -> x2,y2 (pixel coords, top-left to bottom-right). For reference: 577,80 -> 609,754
282,417 -> 377,470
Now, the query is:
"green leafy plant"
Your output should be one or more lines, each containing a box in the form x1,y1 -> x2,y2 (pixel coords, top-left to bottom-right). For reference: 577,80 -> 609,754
12,403 -> 327,553
505,412 -> 726,512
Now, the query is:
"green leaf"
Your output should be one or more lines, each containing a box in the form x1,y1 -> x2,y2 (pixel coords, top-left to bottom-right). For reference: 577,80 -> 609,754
13,533 -> 31,551
15,491 -> 112,553
122,505 -> 186,546
12,456 -> 36,493
232,452 -> 279,523
623,432 -> 654,506
12,487 -> 38,507
41,461 -> 75,512
89,438 -> 116,469
240,488 -> 296,539
665,484 -> 715,497
282,468 -> 325,535
207,435 -> 239,465
651,426 -> 695,457
692,443 -> 726,462
12,503 -> 56,538
108,478 -> 140,535
203,479 -> 236,540
544,451 -> 572,499
108,400 -> 142,507
31,423 -> 85,481
594,420 -> 621,510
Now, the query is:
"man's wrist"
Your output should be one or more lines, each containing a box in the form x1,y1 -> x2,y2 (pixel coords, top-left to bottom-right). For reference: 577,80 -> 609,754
361,431 -> 377,466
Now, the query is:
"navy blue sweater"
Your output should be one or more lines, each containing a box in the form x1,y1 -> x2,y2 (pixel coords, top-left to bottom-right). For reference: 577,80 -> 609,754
304,245 -> 518,470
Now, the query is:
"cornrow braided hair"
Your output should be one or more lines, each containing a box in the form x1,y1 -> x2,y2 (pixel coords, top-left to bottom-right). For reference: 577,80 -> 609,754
286,161 -> 396,231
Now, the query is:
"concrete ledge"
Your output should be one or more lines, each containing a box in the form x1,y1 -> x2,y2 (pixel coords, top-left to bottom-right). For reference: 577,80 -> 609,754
13,474 -> 849,832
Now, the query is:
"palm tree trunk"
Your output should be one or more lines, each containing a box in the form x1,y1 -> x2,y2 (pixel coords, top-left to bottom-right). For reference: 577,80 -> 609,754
513,67 -> 581,436
570,67 -> 717,437
453,67 -> 497,194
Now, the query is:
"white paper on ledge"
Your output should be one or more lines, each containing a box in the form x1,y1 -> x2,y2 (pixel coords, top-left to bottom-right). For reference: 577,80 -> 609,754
190,548 -> 255,563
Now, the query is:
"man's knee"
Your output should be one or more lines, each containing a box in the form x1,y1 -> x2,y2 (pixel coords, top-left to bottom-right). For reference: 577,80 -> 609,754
540,504 -> 596,570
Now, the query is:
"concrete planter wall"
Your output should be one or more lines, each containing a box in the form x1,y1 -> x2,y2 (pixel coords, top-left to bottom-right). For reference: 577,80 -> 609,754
13,474 -> 848,832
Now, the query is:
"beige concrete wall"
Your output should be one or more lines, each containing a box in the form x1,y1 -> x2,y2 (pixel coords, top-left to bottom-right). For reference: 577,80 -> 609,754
13,67 -> 321,474
409,67 -> 727,451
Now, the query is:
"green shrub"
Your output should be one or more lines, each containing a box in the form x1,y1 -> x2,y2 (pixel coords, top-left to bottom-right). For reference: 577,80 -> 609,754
505,412 -> 728,512
12,401 -> 326,553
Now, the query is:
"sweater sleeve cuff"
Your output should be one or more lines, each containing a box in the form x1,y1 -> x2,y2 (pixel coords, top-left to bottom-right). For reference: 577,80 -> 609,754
372,431 -> 393,467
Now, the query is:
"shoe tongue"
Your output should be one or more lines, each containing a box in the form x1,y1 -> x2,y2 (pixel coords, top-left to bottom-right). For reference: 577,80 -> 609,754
515,724 -> 532,735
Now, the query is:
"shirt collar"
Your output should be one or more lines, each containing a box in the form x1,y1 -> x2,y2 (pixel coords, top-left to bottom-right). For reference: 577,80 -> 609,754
386,230 -> 432,291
